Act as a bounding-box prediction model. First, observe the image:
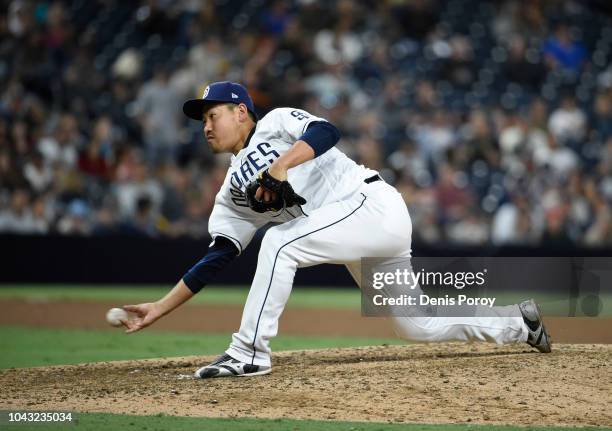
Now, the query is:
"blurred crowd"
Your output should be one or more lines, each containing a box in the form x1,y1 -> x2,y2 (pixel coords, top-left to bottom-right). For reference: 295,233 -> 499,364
1,0 -> 611,246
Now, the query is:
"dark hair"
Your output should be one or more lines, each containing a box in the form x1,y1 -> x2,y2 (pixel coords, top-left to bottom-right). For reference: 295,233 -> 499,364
224,103 -> 256,123
136,195 -> 152,213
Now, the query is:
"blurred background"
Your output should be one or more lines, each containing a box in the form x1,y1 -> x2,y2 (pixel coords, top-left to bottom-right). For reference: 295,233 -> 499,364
0,0 -> 610,378
1,0 -> 612,251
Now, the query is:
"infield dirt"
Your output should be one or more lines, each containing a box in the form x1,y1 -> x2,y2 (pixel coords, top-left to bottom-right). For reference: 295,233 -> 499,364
1,343 -> 611,427
1,298 -> 611,427
1,299 -> 611,343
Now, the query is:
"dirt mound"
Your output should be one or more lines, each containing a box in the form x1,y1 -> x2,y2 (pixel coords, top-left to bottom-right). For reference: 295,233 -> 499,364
1,343 -> 610,427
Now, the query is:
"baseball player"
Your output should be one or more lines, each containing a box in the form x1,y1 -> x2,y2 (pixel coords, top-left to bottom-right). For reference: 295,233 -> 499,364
121,81 -> 551,378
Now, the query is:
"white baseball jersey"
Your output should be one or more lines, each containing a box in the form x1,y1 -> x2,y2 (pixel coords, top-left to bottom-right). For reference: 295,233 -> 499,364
201,106 -> 528,369
208,107 -> 377,253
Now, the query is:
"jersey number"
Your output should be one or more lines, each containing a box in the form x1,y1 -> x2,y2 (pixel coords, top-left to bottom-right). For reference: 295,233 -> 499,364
290,110 -> 310,121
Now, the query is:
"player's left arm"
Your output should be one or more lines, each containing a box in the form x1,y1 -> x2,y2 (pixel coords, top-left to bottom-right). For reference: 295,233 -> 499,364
259,121 -> 340,201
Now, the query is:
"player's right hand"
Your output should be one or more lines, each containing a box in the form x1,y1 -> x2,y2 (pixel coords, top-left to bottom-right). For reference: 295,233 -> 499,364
120,303 -> 163,334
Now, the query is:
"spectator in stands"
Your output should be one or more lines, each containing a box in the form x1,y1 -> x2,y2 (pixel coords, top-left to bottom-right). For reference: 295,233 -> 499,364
504,35 -> 546,91
0,149 -> 27,191
492,0 -> 547,43
119,195 -> 158,237
540,205 -> 574,247
23,150 -> 53,193
134,66 -> 182,165
114,154 -> 163,220
90,195 -> 120,236
78,116 -> 115,180
313,0 -> 364,65
446,209 -> 490,245
0,189 -> 39,233
525,98 -> 549,145
260,0 -> 292,37
37,113 -> 82,169
57,199 -> 91,235
492,193 -> 536,245
593,91 -> 612,139
414,109 -> 455,164
0,0 -> 610,249
412,80 -> 439,114
435,164 -> 474,222
186,36 -> 226,92
583,183 -> 611,245
535,132 -> 580,179
543,23 -> 587,74
30,194 -> 52,234
439,35 -> 477,90
10,120 -> 33,164
598,137 -> 612,203
548,95 -> 587,144
392,0 -> 440,41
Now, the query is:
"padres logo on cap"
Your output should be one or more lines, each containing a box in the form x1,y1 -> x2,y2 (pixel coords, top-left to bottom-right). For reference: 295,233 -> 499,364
202,85 -> 210,99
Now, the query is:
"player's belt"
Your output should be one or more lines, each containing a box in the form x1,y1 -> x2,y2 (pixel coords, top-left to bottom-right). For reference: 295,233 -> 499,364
364,174 -> 383,184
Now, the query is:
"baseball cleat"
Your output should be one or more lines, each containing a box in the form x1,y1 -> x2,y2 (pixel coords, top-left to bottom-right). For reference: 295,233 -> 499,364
519,299 -> 552,353
194,354 -> 271,378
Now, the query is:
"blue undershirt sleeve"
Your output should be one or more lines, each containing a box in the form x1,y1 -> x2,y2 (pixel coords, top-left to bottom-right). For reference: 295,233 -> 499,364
298,121 -> 341,158
182,236 -> 239,294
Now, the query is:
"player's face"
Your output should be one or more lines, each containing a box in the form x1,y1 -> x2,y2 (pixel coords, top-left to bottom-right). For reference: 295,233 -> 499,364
202,104 -> 242,154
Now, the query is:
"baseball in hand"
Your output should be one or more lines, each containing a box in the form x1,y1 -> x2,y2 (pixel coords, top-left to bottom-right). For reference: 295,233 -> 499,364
106,307 -> 128,327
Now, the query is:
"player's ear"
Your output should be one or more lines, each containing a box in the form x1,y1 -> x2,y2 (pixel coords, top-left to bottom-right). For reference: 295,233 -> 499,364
237,103 -> 249,123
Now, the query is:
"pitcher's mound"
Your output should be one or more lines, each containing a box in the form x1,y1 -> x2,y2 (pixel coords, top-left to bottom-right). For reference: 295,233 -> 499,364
1,343 -> 610,427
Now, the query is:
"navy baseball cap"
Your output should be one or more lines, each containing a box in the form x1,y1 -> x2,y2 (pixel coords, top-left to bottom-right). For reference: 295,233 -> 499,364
183,81 -> 258,121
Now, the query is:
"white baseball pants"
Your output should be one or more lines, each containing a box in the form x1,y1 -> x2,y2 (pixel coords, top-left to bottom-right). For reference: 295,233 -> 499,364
226,181 -> 528,367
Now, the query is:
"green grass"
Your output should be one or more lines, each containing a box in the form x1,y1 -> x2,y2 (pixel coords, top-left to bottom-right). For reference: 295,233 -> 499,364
0,412 -> 606,431
0,326 -> 403,369
1,285 -> 610,315
1,287 -> 608,430
0,284 -> 361,309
